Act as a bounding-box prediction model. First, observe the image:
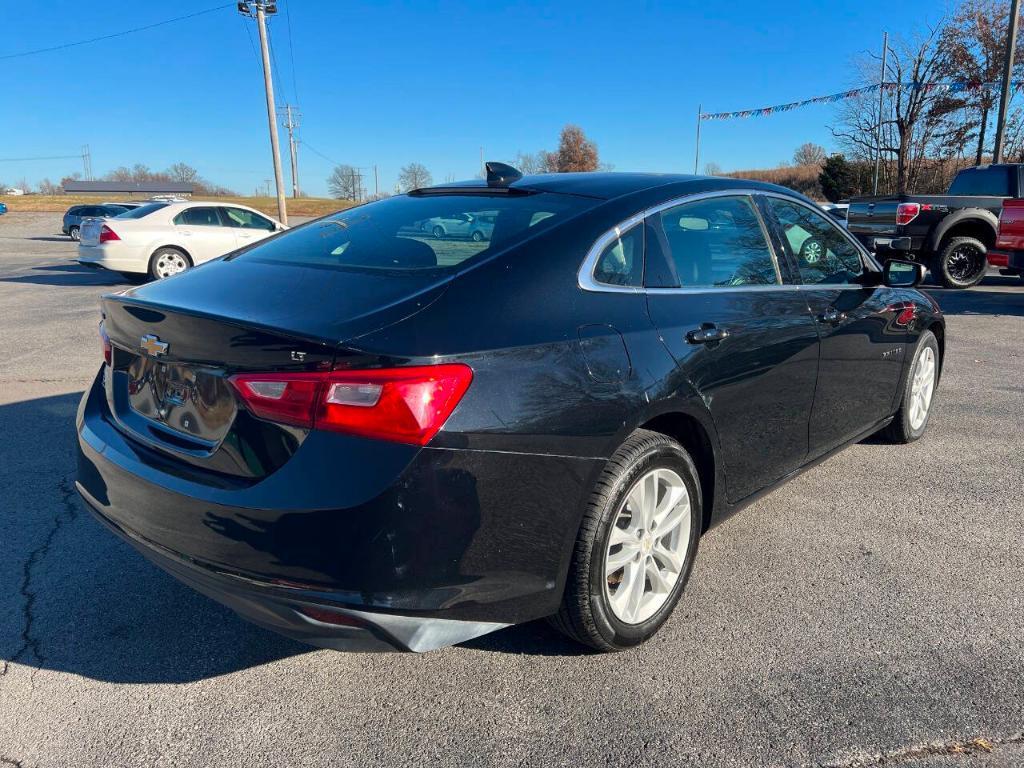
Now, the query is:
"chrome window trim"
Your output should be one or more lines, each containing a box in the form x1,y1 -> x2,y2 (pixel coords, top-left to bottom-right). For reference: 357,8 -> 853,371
578,188 -> 879,295
578,189 -> 785,294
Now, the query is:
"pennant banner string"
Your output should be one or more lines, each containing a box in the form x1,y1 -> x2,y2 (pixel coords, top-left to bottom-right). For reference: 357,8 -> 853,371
700,80 -> 1024,121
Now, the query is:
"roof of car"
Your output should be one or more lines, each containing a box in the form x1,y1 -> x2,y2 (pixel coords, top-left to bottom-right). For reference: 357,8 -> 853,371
427,172 -> 703,200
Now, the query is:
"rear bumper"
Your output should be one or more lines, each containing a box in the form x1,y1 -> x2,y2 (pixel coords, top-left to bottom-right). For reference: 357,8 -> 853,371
76,369 -> 600,650
77,242 -> 149,273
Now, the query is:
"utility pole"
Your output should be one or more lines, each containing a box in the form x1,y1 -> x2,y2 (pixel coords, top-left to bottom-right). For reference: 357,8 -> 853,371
239,1 -> 288,224
694,104 -> 701,174
281,104 -> 301,198
873,31 -> 889,195
373,165 -> 379,197
994,0 -> 1021,164
479,146 -> 484,176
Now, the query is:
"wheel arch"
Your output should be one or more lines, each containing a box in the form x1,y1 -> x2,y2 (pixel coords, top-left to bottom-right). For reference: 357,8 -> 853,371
928,210 -> 997,253
150,243 -> 194,264
638,410 -> 718,533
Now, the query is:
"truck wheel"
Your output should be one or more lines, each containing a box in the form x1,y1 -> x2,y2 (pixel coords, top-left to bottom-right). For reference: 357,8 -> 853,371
935,237 -> 987,289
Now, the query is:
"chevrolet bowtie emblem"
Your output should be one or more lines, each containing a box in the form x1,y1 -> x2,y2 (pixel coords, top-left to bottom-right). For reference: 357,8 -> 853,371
140,334 -> 169,357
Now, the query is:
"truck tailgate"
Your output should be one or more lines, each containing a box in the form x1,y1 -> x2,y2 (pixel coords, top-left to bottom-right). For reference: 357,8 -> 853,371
847,200 -> 900,236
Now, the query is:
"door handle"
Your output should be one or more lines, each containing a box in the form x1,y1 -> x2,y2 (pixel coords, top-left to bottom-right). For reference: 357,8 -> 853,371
818,307 -> 847,325
686,324 -> 730,345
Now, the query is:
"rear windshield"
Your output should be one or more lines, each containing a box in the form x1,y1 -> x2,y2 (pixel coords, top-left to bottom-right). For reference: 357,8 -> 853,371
948,167 -> 1012,196
115,202 -> 168,219
230,192 -> 598,272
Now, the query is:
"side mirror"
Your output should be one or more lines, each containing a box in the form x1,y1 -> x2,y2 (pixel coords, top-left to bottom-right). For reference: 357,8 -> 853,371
884,259 -> 922,288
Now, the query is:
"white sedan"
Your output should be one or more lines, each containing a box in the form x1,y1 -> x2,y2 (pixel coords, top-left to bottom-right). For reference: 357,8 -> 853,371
77,201 -> 286,280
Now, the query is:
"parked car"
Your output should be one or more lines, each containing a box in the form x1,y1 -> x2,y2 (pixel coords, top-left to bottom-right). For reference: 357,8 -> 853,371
4,187 -> 25,196
77,201 -> 285,280
846,163 -> 1022,289
76,165 -> 943,654
423,211 -> 496,241
0,202 -> 7,215
62,204 -> 130,240
986,197 -> 1024,282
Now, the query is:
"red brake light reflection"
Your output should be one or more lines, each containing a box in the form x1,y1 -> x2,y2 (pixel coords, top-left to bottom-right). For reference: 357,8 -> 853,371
99,322 -> 111,365
228,365 -> 473,446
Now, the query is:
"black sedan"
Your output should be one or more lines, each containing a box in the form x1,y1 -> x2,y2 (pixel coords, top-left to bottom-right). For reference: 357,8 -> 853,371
76,165 -> 943,652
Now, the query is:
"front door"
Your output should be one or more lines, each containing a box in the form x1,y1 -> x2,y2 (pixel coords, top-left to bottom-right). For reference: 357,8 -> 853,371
761,195 -> 908,456
644,194 -> 821,502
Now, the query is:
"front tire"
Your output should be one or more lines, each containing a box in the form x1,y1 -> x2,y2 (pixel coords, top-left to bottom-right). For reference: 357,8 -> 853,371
880,330 -> 939,444
550,429 -> 702,652
69,226 -> 80,241
149,247 -> 191,280
935,236 -> 987,289
431,225 -> 445,239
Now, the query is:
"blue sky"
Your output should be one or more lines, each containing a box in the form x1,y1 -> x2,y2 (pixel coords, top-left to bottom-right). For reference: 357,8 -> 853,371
4,0 -> 948,197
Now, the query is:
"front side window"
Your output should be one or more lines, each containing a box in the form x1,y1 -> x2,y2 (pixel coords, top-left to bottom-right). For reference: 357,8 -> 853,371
656,196 -> 778,287
593,225 -> 643,287
766,198 -> 864,285
221,207 -> 275,230
174,207 -> 222,227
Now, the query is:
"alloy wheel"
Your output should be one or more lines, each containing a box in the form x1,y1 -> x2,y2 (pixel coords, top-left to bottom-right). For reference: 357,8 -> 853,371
909,346 -> 936,430
604,468 -> 691,625
946,245 -> 983,283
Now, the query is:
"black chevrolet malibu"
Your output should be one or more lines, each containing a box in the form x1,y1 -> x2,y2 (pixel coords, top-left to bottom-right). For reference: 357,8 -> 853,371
76,165 -> 944,652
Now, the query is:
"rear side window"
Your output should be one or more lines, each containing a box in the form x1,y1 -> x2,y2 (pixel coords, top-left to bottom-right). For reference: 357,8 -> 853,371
174,207 -> 222,226
594,225 -> 643,287
655,196 -> 779,287
231,192 -> 598,272
116,203 -> 168,219
948,167 -> 1012,196
766,198 -> 864,285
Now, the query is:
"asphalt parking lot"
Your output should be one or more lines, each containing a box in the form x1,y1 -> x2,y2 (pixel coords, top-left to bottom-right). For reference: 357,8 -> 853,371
1,209 -> 1022,768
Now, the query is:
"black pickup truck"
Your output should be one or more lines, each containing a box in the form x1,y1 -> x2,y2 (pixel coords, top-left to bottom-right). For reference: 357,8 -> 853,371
847,164 -> 1020,288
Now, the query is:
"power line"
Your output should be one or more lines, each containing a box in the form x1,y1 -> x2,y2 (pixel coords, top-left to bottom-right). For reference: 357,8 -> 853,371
0,3 -> 234,61
0,154 -> 81,162
266,19 -> 288,105
239,12 -> 262,72
283,0 -> 300,105
299,140 -> 342,167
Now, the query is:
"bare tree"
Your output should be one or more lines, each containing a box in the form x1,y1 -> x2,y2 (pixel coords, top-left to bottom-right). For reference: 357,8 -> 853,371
832,26 -> 946,193
792,143 -> 827,167
513,150 -> 551,175
327,164 -> 364,200
550,125 -> 599,172
398,162 -> 432,191
167,162 -> 200,184
703,161 -> 723,175
37,178 -> 60,195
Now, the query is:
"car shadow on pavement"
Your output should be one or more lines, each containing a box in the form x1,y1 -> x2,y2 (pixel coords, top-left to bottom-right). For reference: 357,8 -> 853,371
923,274 -> 1024,317
0,393 -> 307,684
0,264 -> 131,287
26,236 -> 73,243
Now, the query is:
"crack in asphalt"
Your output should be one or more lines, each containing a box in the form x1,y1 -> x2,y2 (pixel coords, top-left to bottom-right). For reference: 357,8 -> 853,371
822,731 -> 1024,766
3,475 -> 79,680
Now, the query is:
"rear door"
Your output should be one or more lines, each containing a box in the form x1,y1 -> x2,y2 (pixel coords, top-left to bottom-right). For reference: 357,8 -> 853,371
172,206 -> 238,263
644,193 -> 821,502
761,195 -> 907,457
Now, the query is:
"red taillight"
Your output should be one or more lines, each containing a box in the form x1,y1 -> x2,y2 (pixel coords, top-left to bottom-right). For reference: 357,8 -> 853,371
896,203 -> 921,226
99,225 -> 120,243
99,322 -> 111,365
228,364 -> 473,446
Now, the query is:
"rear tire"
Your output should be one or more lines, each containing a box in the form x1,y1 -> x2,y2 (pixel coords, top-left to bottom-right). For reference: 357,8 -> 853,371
879,330 -> 939,444
935,236 -> 987,289
549,429 -> 702,652
471,230 -> 484,242
431,225 -> 445,239
69,226 -> 80,241
148,247 -> 192,280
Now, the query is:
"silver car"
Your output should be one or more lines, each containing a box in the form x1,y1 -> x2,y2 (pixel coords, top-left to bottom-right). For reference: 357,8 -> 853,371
423,211 -> 496,241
